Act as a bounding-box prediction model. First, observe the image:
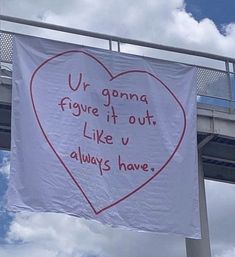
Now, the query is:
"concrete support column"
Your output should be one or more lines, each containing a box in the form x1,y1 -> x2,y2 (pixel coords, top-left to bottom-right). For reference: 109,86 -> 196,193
185,151 -> 211,257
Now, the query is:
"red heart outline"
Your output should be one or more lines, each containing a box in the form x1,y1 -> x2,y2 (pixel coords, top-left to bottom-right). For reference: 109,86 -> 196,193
30,50 -> 186,215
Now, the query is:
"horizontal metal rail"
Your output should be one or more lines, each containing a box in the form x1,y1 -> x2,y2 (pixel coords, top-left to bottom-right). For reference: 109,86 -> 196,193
1,14 -> 235,63
1,15 -> 234,105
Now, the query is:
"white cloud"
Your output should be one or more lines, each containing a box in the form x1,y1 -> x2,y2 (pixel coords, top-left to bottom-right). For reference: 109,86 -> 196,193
6,212 -> 106,256
215,248 -> 235,257
2,176 -> 234,257
3,180 -> 234,257
2,0 -> 235,60
0,156 -> 10,178
2,0 -> 234,72
205,180 -> 235,256
0,245 -> 56,257
3,211 -> 185,257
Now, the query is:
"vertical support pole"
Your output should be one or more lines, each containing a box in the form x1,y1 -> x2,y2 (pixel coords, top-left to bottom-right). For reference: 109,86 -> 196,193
117,40 -> 121,52
109,39 -> 112,51
185,151 -> 211,257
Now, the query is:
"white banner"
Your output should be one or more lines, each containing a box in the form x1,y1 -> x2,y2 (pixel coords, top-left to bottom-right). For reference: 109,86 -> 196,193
8,34 -> 200,238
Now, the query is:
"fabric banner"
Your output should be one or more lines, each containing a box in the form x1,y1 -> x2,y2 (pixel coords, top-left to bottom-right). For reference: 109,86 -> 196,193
8,34 -> 200,238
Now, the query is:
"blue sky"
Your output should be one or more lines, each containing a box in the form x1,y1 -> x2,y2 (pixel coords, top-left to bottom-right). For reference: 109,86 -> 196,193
186,0 -> 235,29
0,151 -> 12,243
1,0 -> 235,257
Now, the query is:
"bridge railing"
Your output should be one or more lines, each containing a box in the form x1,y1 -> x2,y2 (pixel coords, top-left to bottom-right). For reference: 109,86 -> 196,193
1,15 -> 235,111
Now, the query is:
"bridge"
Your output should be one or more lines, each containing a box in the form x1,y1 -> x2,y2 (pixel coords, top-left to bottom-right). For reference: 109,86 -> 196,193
0,15 -> 235,257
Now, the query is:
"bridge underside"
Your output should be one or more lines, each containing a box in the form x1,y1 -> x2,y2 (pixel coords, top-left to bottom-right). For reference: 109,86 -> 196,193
198,133 -> 235,183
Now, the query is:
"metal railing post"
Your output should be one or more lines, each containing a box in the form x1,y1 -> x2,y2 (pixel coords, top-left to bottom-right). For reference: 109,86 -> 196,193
225,61 -> 233,113
109,39 -> 112,51
232,62 -> 235,111
117,41 -> 120,52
